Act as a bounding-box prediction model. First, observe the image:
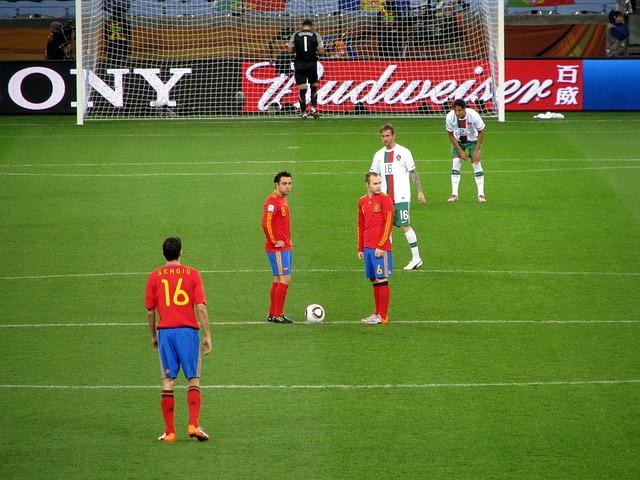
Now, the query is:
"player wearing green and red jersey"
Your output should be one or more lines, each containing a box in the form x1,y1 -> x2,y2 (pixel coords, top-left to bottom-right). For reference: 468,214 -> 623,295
370,123 -> 426,271
146,237 -> 212,443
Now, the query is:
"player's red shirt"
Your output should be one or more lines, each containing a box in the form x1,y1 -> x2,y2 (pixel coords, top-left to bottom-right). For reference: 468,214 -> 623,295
262,192 -> 291,252
358,192 -> 394,251
145,263 -> 206,329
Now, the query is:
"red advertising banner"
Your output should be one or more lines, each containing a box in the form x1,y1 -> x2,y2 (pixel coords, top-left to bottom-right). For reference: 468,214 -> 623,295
241,59 -> 583,113
506,59 -> 583,111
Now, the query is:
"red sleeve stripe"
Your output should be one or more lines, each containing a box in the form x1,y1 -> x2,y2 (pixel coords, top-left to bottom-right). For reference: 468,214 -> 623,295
379,211 -> 393,247
266,211 -> 276,243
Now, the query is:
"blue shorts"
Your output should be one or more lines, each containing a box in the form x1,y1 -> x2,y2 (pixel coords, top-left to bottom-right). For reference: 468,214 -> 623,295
266,250 -> 292,276
157,327 -> 201,380
363,248 -> 393,280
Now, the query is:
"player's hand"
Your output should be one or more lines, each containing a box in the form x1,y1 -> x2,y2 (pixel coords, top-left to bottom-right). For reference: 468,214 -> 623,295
471,151 -> 481,163
274,240 -> 285,248
417,191 -> 426,204
152,336 -> 158,351
459,151 -> 468,161
375,248 -> 384,258
357,251 -> 364,260
201,335 -> 212,355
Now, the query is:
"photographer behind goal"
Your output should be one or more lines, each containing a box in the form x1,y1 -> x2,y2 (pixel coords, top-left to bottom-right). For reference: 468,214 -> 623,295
45,21 -> 74,60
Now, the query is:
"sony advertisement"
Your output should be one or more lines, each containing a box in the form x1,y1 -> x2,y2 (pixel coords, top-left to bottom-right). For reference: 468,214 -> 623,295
0,59 -> 638,115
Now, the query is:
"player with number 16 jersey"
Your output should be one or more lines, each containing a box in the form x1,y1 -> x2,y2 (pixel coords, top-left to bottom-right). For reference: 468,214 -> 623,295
145,264 -> 206,329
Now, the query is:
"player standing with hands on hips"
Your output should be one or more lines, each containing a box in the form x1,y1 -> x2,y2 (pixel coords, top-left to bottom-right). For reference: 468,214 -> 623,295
446,99 -> 486,202
288,19 -> 326,119
262,172 -> 294,323
358,173 -> 394,325
145,237 -> 212,443
370,123 -> 426,270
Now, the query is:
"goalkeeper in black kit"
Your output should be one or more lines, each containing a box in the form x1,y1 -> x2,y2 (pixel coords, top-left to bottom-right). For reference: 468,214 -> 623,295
288,19 -> 326,119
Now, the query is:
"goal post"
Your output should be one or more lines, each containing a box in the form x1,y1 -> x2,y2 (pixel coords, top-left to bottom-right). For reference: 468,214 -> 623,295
76,0 -> 504,121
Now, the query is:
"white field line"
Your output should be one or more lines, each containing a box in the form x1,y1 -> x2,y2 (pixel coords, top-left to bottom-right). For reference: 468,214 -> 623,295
1,379 -> 639,390
1,126 -> 639,138
0,320 -> 638,328
1,267 -> 639,281
2,166 -> 640,178
2,117 -> 640,128
1,158 -> 639,168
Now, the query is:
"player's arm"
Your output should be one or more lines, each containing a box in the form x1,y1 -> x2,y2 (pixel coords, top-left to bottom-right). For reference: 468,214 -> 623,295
196,303 -> 212,355
409,169 -> 426,204
448,130 -> 467,160
376,198 -> 394,256
357,203 -> 364,260
262,201 -> 283,248
145,277 -> 158,350
287,33 -> 295,53
146,308 -> 158,350
472,128 -> 484,162
316,32 -> 326,56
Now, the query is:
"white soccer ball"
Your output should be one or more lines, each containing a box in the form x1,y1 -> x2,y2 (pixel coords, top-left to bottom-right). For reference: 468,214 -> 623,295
305,304 -> 325,323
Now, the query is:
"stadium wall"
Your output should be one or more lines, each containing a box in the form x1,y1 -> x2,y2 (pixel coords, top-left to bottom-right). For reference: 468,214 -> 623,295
1,58 -> 639,115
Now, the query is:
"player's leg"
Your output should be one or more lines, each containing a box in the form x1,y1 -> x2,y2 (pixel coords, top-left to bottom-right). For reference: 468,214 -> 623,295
308,66 -> 319,118
294,69 -> 308,117
362,249 -> 392,324
360,249 -> 379,323
395,202 -> 423,270
449,146 -> 462,202
176,328 -> 209,441
157,329 -> 178,442
470,144 -> 486,201
272,251 -> 293,323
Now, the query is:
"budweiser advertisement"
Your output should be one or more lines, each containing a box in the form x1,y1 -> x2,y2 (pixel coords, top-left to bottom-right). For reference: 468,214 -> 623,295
241,59 -> 584,113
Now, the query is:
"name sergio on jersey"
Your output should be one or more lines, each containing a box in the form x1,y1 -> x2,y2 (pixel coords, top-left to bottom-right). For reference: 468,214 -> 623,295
156,267 -> 192,276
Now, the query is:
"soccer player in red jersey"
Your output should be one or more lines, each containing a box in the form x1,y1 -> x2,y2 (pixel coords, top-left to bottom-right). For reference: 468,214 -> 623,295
262,171 -> 294,323
357,172 -> 394,325
145,237 -> 212,443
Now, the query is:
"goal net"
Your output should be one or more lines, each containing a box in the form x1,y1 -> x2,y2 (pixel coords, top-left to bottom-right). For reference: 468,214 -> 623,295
76,0 -> 503,122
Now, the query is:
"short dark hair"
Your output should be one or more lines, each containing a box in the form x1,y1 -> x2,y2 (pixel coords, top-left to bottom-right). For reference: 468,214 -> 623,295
365,172 -> 380,184
302,19 -> 313,27
380,123 -> 395,135
162,237 -> 181,261
453,99 -> 467,109
274,171 -> 292,184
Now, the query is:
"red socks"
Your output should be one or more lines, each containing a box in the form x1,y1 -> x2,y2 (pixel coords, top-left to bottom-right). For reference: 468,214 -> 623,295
373,282 -> 390,319
187,386 -> 201,427
271,282 -> 289,316
269,281 -> 278,316
161,389 -> 175,434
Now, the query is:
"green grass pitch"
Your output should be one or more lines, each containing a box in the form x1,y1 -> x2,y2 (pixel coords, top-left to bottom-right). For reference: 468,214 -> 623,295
0,113 -> 639,479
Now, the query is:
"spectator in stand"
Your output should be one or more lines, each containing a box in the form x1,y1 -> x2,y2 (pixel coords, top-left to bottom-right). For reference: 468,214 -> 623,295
245,0 -> 286,12
269,27 -> 294,75
322,34 -> 357,58
105,1 -> 130,65
378,0 -> 406,58
606,10 -> 629,57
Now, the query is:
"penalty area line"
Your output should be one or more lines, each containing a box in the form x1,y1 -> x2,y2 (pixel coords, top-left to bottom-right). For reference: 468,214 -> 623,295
0,320 -> 638,328
1,267 -> 638,281
1,379 -> 639,390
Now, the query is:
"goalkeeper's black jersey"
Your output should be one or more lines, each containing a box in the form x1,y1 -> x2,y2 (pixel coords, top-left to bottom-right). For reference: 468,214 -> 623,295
288,30 -> 323,63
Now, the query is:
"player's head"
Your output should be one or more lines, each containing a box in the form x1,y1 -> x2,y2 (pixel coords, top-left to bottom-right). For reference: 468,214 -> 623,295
379,123 -> 396,148
365,172 -> 382,195
453,98 -> 467,119
274,171 -> 292,196
162,237 -> 182,261
302,19 -> 313,29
